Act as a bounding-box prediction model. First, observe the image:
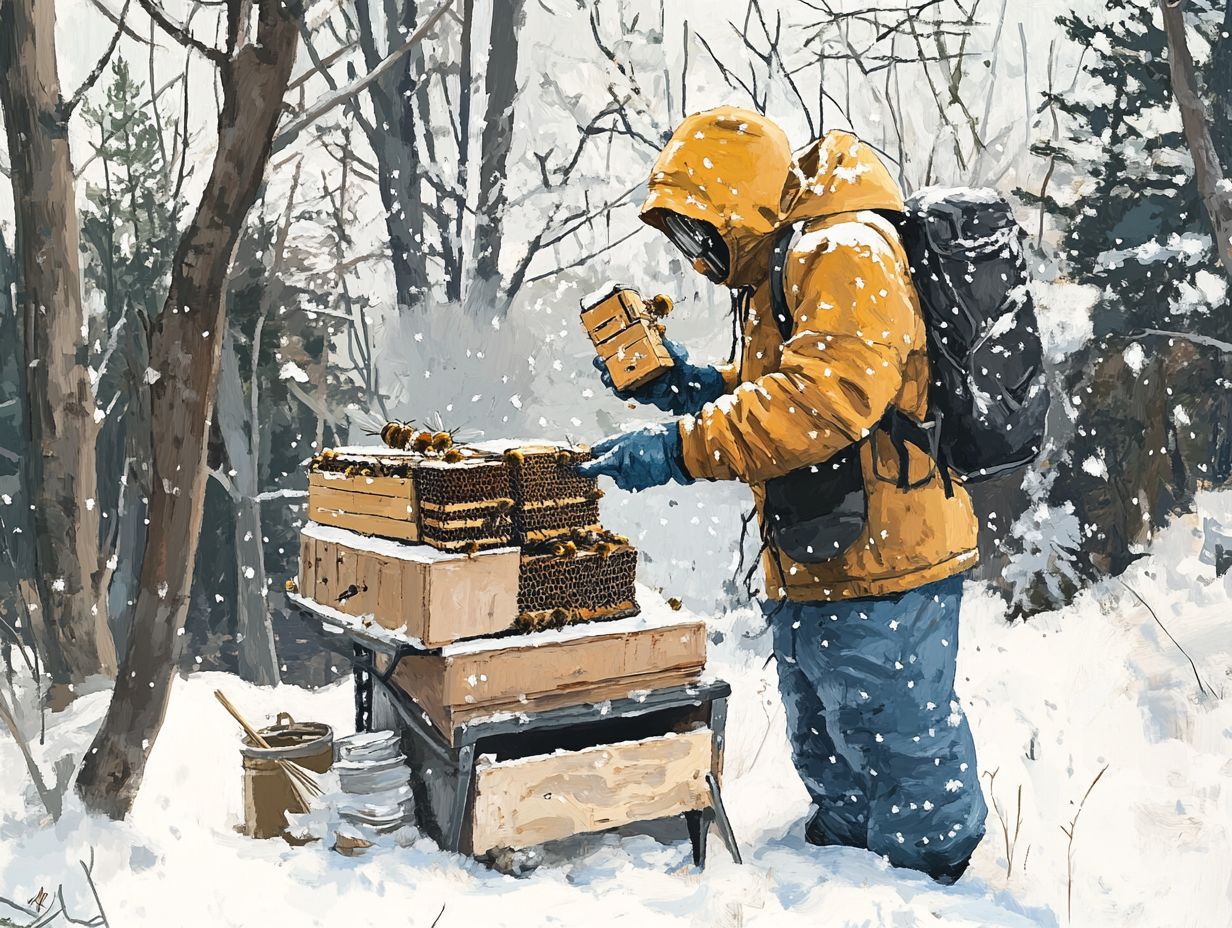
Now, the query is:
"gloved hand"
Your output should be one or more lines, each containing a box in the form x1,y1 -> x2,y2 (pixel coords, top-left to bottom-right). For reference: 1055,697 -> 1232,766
578,423 -> 693,493
592,338 -> 725,416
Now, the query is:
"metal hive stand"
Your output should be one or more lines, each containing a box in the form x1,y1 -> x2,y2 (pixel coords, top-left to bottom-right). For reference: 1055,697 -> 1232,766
292,598 -> 742,868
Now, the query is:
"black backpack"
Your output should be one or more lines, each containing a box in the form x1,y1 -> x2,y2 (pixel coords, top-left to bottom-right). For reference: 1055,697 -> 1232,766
769,187 -> 1049,496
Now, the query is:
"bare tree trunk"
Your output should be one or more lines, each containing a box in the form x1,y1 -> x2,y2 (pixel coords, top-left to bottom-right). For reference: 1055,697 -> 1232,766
0,0 -> 116,693
465,0 -> 525,319
356,0 -> 431,312
1159,0 -> 1232,280
215,331 -> 278,686
107,314 -> 153,656
75,0 -> 300,818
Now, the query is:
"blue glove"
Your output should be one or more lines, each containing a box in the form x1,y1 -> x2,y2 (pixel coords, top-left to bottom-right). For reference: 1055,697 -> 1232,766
592,338 -> 726,416
578,424 -> 693,492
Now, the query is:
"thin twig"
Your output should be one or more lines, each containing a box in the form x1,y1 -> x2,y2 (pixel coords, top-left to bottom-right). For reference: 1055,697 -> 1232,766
1114,577 -> 1213,697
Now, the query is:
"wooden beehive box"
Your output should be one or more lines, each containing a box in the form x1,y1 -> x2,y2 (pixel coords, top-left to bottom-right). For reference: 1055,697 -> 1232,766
307,447 -> 514,552
470,728 -> 714,855
580,286 -> 674,391
382,612 -> 707,741
298,522 -> 520,647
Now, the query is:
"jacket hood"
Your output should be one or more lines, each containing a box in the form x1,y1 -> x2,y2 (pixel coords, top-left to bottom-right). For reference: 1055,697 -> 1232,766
641,110 -> 903,285
781,130 -> 904,223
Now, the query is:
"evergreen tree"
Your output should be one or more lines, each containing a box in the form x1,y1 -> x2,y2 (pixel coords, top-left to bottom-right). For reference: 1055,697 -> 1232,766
1021,0 -> 1229,340
78,58 -> 184,648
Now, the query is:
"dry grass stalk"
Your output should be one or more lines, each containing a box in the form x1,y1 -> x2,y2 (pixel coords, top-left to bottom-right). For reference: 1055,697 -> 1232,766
1061,764 -> 1110,924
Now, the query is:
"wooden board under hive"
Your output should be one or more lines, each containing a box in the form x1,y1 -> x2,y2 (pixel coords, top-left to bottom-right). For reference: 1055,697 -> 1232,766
380,612 -> 707,743
517,544 -> 638,630
297,522 -> 520,647
307,447 -> 513,551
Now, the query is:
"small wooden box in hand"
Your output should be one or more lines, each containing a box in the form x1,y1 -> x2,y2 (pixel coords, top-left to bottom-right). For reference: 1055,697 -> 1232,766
580,285 -> 675,392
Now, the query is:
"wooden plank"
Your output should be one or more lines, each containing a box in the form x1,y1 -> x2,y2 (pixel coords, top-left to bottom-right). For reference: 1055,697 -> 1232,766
470,728 -> 713,854
307,507 -> 421,543
439,620 -> 705,707
313,538 -> 337,603
297,533 -> 316,597
447,668 -> 701,730
310,483 -> 415,521
309,470 -> 414,500
386,616 -> 706,738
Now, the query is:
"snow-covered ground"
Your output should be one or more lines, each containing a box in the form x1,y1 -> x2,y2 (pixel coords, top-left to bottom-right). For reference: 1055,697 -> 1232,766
3,494 -> 1231,927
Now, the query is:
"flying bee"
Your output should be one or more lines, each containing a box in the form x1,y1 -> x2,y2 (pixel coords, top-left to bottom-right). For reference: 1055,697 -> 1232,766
411,431 -> 434,453
667,597 -> 683,611
647,293 -> 674,318
430,431 -> 453,452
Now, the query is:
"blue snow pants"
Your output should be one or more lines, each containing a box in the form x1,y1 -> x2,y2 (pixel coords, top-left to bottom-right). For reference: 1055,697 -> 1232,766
768,574 -> 987,880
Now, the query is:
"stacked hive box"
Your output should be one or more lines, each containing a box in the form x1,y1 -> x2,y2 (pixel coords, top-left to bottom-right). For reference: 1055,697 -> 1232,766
296,436 -> 706,715
293,433 -> 721,862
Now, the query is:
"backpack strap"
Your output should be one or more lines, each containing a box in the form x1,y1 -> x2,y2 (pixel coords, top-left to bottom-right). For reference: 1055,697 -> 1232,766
768,222 -> 801,344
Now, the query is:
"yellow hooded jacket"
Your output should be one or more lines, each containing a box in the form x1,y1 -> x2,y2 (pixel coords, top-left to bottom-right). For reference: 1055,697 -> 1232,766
641,108 -> 979,601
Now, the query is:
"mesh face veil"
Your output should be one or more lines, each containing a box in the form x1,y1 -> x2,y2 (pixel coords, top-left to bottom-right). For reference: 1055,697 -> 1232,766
662,212 -> 730,283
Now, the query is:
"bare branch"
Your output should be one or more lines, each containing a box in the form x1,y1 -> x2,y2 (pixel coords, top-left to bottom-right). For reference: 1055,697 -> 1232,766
135,0 -> 226,63
64,0 -> 133,121
271,0 -> 455,153
85,0 -> 153,45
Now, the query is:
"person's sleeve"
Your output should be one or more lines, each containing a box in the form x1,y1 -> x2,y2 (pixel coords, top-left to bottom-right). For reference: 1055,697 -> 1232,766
713,362 -> 741,393
677,221 -> 918,485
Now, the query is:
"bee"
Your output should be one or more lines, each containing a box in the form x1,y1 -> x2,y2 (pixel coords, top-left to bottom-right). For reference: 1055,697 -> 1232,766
549,608 -> 569,628
410,431 -> 433,453
554,449 -> 575,467
461,540 -> 480,557
549,541 -> 566,558
430,431 -> 454,452
285,578 -> 298,593
359,467 -> 373,477
594,542 -> 617,558
493,497 -> 514,513
443,447 -> 465,463
344,465 -> 357,477
503,447 -> 526,464
647,293 -> 674,318
561,540 -> 578,558
586,488 -> 605,501
321,448 -> 338,460
667,597 -> 683,611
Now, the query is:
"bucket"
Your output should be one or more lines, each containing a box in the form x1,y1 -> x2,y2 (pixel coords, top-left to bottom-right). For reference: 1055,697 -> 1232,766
240,712 -> 333,839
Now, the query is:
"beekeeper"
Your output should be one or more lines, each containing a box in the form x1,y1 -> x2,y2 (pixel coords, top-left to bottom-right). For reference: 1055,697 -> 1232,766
580,106 -> 987,883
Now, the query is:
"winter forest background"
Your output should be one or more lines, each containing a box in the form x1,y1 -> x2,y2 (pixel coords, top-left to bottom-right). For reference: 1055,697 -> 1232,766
2,0 -> 1231,925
